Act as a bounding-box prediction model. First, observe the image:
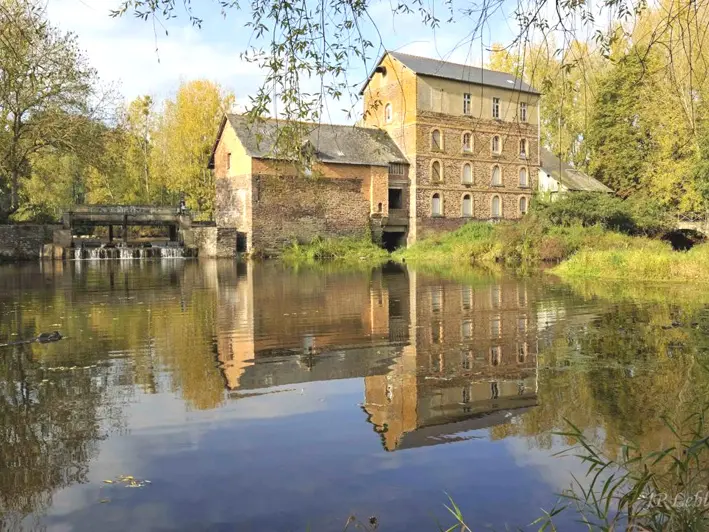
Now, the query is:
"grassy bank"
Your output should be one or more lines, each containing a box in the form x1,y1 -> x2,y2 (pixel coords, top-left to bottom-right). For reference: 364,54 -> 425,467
554,243 -> 709,282
395,216 -> 661,268
280,237 -> 389,266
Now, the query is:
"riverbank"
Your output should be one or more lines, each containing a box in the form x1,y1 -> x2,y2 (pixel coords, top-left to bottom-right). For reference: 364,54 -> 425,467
280,224 -> 709,283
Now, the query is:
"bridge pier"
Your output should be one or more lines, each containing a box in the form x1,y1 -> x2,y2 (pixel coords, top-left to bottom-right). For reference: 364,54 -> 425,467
108,225 -> 114,243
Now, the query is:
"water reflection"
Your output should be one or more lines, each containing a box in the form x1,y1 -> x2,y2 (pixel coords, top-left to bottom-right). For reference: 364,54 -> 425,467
1,260 -> 709,530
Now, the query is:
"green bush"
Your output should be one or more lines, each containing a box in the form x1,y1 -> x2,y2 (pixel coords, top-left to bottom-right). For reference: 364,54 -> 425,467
536,192 -> 673,236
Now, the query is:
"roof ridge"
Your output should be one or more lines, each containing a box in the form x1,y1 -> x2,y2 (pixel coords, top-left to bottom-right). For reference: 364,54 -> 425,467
227,113 -> 373,130
390,50 -> 519,79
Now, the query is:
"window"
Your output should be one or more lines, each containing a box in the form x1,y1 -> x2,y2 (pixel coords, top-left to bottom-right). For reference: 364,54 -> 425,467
385,103 -> 392,123
518,316 -> 528,334
492,97 -> 500,119
519,196 -> 528,214
519,167 -> 528,187
304,159 -> 313,177
432,322 -> 443,344
491,285 -> 501,308
389,163 -> 406,176
462,194 -> 473,217
226,152 -> 232,170
520,102 -> 527,122
491,316 -> 501,337
462,132 -> 472,152
462,286 -> 473,310
520,139 -> 528,158
431,129 -> 442,150
462,163 -> 472,184
492,195 -> 502,218
432,193 -> 442,216
431,160 -> 442,182
491,346 -> 502,366
463,93 -> 471,115
462,320 -> 473,339
432,287 -> 443,312
491,135 -> 501,154
388,188 -> 403,209
491,165 -> 502,186
518,343 -> 528,363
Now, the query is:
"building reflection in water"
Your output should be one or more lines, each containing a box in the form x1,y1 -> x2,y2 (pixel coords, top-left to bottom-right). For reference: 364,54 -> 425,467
215,262 -> 538,451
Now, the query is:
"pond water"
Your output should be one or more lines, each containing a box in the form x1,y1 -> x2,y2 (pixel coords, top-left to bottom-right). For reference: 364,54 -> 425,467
1,260 -> 709,531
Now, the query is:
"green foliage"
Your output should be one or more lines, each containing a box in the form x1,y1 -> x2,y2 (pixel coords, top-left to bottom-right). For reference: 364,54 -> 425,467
554,243 -> 709,282
586,49 -> 656,198
397,193 -> 671,270
0,0 -> 98,220
538,192 -> 674,236
281,237 -> 390,265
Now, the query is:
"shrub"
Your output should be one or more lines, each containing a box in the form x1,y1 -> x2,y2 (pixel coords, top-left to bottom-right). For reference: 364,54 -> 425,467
535,192 -> 672,236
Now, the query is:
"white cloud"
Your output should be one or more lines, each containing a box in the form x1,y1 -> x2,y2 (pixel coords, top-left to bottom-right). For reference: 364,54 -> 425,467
47,0 -> 264,103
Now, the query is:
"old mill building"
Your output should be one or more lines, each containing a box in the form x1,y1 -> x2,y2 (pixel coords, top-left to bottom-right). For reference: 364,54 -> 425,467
209,51 -> 540,254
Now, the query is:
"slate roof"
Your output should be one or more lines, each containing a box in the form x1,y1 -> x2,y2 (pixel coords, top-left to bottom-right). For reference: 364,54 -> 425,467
361,51 -> 540,95
540,148 -> 613,193
215,114 -> 408,167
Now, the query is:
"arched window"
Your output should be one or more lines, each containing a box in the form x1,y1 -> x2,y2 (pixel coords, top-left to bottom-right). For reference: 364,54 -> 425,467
462,163 -> 472,184
462,194 -> 473,217
491,165 -> 502,186
519,167 -> 528,187
431,129 -> 442,150
519,196 -> 528,214
491,346 -> 501,366
519,138 -> 528,157
462,132 -> 472,152
492,195 -> 502,218
432,193 -> 442,216
431,160 -> 442,182
491,135 -> 501,154
384,103 -> 392,123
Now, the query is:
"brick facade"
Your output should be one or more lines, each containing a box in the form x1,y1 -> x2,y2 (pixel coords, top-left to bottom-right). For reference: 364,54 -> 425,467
211,52 -> 540,251
362,53 -> 540,244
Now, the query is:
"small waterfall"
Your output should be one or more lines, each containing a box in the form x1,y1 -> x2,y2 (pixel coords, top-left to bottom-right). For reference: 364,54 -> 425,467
71,244 -> 196,260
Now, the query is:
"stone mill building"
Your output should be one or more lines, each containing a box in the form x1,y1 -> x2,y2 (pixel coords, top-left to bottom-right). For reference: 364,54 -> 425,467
209,51 -> 540,254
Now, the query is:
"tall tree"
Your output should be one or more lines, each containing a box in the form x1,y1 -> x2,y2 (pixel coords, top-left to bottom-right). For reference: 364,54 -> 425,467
150,80 -> 234,217
0,0 -> 97,220
585,49 -> 657,197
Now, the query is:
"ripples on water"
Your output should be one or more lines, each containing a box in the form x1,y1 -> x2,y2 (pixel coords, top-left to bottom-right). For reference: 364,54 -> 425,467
1,260 -> 709,531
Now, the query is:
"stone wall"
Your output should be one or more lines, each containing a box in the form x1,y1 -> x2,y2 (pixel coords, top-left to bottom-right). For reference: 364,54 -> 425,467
182,226 -> 239,258
0,225 -> 62,261
251,174 -> 370,255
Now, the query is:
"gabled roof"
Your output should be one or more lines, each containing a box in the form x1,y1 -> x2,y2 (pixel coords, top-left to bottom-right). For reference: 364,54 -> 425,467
540,148 -> 613,193
210,114 -> 408,168
361,51 -> 540,95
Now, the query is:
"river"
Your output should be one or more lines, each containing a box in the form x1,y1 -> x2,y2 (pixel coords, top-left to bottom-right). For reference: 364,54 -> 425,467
1,260 -> 707,531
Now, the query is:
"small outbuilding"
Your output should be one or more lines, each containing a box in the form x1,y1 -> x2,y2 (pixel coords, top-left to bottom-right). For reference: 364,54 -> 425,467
538,148 -> 612,199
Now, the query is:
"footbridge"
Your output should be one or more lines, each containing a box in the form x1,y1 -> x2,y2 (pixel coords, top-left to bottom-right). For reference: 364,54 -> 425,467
675,213 -> 709,236
62,205 -> 192,242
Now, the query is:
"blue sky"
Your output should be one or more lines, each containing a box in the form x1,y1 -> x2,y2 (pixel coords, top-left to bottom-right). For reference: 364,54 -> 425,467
46,0 -> 526,123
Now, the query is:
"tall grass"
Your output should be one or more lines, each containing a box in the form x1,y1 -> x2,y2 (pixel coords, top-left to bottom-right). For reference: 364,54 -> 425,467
436,407 -> 709,531
280,237 -> 390,265
395,218 -> 656,269
555,243 -> 709,283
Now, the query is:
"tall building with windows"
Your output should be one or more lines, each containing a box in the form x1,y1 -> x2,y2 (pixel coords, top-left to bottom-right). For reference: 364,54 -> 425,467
210,52 -> 539,253
361,51 -> 540,244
